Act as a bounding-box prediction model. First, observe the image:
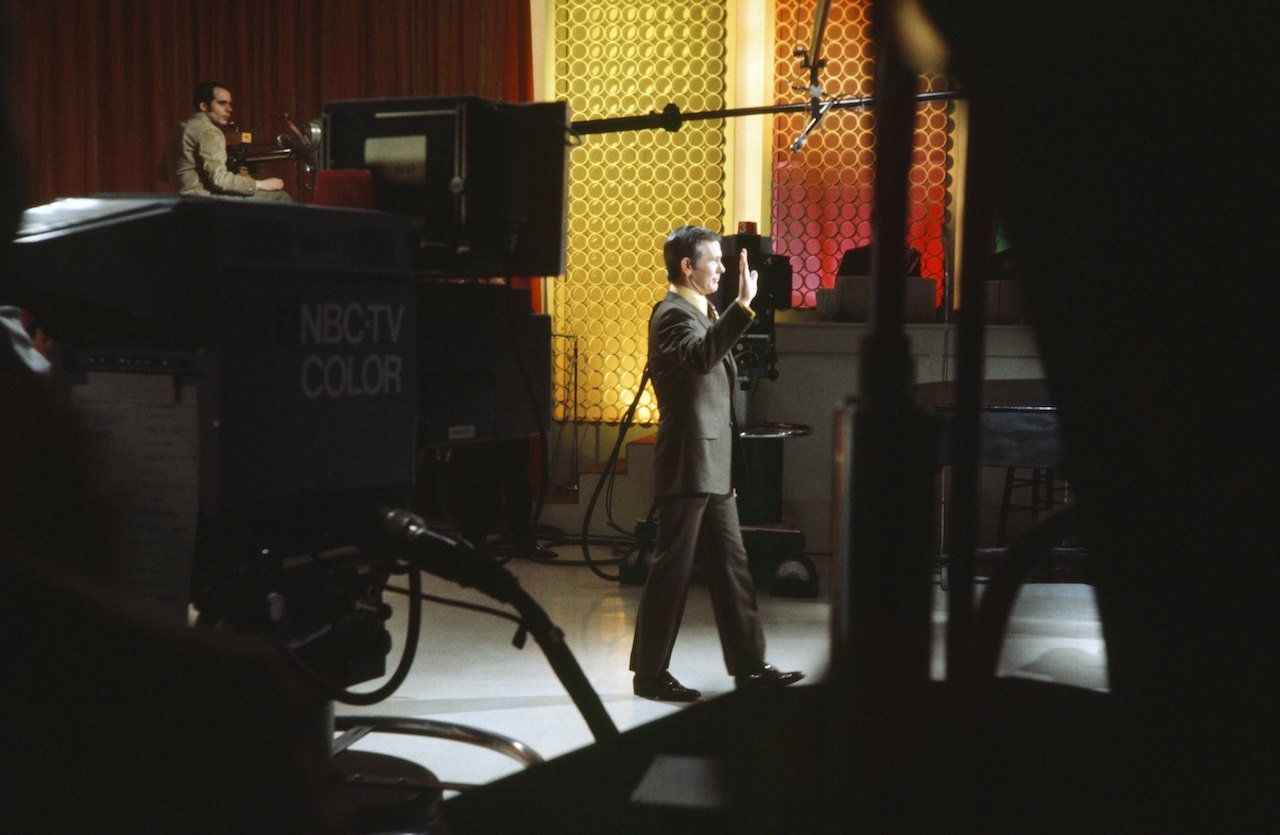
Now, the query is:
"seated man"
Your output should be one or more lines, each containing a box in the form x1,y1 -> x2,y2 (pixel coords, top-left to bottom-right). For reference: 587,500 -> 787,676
163,81 -> 291,200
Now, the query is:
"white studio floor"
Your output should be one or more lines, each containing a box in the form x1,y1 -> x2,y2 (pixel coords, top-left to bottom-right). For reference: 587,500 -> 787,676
337,545 -> 1108,795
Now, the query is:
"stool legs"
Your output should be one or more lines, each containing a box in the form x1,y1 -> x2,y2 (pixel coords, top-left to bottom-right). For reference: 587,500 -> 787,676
998,468 -> 1066,547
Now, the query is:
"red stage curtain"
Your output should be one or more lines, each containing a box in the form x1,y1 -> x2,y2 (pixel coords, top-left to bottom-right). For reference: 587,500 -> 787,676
5,0 -> 532,208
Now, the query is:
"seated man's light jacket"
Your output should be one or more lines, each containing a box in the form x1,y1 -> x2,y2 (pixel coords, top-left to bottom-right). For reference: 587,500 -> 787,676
164,112 -> 257,197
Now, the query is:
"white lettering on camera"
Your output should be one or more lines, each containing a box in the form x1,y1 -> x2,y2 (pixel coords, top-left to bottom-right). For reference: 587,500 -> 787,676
299,303 -> 406,399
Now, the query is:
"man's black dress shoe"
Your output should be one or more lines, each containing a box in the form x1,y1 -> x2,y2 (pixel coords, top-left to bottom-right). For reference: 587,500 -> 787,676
734,664 -> 805,690
633,671 -> 701,702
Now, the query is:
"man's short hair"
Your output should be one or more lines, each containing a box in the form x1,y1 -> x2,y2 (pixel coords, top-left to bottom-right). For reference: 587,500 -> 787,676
664,225 -> 720,282
193,81 -> 228,110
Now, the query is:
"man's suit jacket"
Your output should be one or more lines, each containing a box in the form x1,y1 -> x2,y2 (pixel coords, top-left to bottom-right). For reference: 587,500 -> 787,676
648,291 -> 753,497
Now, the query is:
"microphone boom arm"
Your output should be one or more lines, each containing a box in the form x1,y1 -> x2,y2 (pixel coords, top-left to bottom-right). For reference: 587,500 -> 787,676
570,90 -> 963,139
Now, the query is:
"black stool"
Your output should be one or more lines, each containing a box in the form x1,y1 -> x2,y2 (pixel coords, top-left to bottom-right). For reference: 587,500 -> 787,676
996,467 -> 1070,547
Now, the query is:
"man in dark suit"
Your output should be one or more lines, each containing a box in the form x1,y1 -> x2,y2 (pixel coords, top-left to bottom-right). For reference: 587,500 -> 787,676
629,225 -> 804,701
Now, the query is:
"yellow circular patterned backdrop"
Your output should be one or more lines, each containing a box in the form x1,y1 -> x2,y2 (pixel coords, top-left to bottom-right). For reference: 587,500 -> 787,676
553,0 -> 954,425
553,0 -> 728,425
773,0 -> 952,308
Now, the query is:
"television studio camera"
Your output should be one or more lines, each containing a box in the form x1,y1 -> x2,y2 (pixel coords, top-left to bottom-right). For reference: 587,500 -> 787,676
712,222 -> 794,391
7,95 -> 614,826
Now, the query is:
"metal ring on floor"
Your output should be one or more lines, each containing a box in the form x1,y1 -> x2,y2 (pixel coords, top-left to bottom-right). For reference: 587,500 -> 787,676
334,714 -> 544,769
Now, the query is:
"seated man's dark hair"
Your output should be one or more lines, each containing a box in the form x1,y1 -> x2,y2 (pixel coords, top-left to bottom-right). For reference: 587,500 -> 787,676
193,81 -> 228,110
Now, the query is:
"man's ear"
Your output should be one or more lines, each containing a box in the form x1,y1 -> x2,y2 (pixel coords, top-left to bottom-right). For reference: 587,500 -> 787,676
680,256 -> 693,278
199,102 -> 211,113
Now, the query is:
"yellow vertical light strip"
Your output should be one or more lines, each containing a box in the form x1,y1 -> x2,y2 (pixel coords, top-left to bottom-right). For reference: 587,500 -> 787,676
533,0 -> 559,324
724,0 -> 738,227
531,0 -> 550,102
949,98 -> 969,311
727,0 -> 773,232
758,0 -> 777,232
